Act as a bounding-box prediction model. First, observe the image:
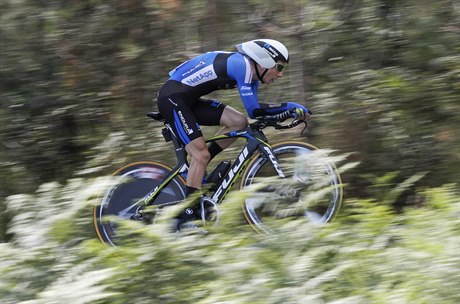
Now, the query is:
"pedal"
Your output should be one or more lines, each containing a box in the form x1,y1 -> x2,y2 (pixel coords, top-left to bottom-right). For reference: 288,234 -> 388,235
172,196 -> 220,232
199,197 -> 220,225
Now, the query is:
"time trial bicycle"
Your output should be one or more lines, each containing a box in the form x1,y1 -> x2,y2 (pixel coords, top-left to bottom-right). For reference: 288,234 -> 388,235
93,108 -> 343,246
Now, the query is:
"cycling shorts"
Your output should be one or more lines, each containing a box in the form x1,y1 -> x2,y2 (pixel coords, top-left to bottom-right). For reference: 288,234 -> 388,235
157,80 -> 227,145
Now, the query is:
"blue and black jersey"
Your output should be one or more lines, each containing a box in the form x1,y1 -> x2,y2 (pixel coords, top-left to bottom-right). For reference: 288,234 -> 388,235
166,51 -> 290,119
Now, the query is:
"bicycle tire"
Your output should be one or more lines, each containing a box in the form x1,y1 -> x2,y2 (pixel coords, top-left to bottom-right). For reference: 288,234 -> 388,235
93,161 -> 186,245
240,141 -> 343,234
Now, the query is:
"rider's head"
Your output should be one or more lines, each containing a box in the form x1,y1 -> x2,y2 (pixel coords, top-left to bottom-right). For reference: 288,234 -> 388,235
236,39 -> 289,83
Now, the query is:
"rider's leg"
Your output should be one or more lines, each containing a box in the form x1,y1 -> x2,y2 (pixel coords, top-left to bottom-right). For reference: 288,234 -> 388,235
157,93 -> 209,195
208,106 -> 248,159
193,100 -> 247,159
184,106 -> 246,192
169,136 -> 209,230
185,136 -> 210,191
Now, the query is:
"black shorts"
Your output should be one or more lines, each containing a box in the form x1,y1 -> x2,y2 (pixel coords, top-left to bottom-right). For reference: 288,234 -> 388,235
157,80 -> 227,145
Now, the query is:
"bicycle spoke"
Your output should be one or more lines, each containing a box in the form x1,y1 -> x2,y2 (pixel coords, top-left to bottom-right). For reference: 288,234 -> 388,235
241,142 -> 343,233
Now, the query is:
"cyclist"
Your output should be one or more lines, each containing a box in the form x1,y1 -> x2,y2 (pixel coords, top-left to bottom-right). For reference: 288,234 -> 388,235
156,39 -> 311,223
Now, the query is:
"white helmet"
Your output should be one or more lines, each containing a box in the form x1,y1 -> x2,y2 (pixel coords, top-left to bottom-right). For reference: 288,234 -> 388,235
236,39 -> 289,69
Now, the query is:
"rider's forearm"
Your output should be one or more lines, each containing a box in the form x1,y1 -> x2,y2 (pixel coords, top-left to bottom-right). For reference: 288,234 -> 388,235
252,102 -> 291,117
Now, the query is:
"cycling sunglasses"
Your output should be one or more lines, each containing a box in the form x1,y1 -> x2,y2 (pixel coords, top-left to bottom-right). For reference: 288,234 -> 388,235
274,63 -> 286,72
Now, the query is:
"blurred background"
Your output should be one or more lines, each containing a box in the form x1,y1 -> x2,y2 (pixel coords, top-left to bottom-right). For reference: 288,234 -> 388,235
1,1 -> 459,303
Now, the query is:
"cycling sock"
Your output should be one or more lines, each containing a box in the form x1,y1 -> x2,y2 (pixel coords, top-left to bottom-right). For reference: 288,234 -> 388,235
185,186 -> 199,197
208,142 -> 223,160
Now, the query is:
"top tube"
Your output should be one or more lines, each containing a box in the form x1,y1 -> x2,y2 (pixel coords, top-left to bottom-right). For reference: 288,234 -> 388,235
205,130 -> 254,143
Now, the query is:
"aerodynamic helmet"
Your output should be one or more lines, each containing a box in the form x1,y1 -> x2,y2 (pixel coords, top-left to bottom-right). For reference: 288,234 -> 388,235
236,39 -> 289,69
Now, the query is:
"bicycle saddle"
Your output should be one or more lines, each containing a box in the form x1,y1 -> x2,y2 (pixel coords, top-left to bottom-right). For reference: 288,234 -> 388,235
146,112 -> 164,121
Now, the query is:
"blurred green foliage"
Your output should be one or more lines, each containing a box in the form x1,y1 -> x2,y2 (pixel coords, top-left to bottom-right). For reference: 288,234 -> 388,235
1,178 -> 459,303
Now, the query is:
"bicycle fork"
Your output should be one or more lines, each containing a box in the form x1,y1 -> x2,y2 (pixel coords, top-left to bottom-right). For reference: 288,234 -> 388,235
258,144 -> 285,178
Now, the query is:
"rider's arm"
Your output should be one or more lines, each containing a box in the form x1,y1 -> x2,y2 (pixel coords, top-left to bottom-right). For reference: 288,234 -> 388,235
253,102 -> 299,117
227,54 -> 311,119
227,53 -> 261,119
255,102 -> 312,120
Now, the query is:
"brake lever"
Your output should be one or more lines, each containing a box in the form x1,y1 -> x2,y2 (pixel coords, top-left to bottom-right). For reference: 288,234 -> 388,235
300,121 -> 308,135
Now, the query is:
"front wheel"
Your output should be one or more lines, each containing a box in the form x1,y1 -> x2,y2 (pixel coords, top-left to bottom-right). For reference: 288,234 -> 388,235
93,161 -> 186,246
240,142 -> 343,234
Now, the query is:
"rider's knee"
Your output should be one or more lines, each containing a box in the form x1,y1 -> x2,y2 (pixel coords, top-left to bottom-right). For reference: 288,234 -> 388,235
231,112 -> 248,130
221,107 -> 248,130
189,142 -> 211,165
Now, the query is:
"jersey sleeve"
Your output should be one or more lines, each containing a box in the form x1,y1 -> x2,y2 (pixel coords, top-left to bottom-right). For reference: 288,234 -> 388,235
227,53 -> 261,119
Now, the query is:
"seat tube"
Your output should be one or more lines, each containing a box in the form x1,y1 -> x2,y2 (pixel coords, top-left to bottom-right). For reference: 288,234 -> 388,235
143,163 -> 186,206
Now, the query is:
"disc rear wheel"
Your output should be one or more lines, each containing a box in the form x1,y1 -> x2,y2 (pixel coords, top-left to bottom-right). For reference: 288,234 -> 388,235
93,162 -> 186,245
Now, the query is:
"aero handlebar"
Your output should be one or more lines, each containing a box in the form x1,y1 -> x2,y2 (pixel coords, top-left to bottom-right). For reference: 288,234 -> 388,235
254,108 -> 307,130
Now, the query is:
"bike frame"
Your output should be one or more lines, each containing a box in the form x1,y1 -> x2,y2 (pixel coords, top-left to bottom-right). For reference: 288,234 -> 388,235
141,122 -> 285,207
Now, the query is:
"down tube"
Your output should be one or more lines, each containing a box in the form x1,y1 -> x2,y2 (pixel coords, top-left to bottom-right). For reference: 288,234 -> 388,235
211,145 -> 254,203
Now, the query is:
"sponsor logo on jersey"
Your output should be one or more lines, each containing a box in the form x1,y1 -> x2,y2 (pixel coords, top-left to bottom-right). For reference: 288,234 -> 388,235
240,85 -> 253,96
178,111 -> 193,135
182,61 -> 206,77
182,65 -> 217,87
